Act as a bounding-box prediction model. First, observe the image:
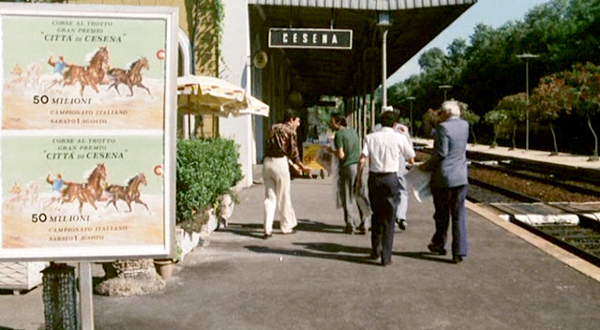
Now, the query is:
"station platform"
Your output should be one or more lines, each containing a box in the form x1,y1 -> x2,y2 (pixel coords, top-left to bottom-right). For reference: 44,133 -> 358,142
2,142 -> 600,329
413,137 -> 600,171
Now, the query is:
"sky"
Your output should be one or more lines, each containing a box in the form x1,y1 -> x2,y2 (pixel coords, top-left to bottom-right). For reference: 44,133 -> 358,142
388,0 -> 550,84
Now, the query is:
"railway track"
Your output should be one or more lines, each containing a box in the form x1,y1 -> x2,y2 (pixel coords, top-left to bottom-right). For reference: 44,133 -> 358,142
416,148 -> 600,266
518,219 -> 600,266
467,176 -> 541,204
470,160 -> 600,198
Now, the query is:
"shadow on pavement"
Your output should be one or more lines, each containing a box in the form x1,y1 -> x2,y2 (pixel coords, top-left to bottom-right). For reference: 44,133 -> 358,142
294,242 -> 370,255
0,289 -> 36,295
295,219 -> 346,233
225,220 -> 456,266
395,251 -> 456,264
245,243 -> 456,266
246,243 -> 377,266
222,219 -> 347,239
219,223 -> 264,239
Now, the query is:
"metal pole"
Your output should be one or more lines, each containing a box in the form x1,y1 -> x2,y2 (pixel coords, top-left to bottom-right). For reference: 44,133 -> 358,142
517,53 -> 539,152
371,64 -> 376,131
409,99 -> 413,135
362,94 -> 367,140
381,28 -> 388,111
525,60 -> 530,152
405,96 -> 416,135
438,85 -> 452,102
183,115 -> 190,139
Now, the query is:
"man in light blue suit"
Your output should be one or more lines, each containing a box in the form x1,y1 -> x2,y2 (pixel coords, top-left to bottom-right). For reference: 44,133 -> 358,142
420,100 -> 469,264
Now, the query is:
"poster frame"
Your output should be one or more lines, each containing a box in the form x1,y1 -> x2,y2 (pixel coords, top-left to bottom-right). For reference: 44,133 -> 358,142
0,3 -> 178,262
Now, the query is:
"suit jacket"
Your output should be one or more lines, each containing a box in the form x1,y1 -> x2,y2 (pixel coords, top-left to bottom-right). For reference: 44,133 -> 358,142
423,117 -> 469,188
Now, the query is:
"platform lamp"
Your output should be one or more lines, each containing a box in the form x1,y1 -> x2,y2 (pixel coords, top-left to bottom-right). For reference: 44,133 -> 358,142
438,85 -> 452,101
377,11 -> 391,112
405,96 -> 416,135
516,53 -> 539,152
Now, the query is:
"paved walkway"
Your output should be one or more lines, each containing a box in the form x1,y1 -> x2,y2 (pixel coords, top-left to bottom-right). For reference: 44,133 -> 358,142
2,171 -> 600,329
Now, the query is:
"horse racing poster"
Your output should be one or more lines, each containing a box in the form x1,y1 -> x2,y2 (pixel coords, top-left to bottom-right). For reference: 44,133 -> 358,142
0,3 -> 178,261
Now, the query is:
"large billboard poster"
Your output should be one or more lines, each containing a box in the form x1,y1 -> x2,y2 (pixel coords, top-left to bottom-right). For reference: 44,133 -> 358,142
0,4 -> 178,261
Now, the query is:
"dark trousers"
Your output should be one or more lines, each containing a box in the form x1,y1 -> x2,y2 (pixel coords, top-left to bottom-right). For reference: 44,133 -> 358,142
368,172 -> 400,264
431,184 -> 468,257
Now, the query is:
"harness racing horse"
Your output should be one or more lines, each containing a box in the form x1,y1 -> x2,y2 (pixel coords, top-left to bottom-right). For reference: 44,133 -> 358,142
62,46 -> 110,96
105,173 -> 149,212
7,64 -> 27,92
7,182 -> 23,206
107,57 -> 151,97
61,163 -> 107,213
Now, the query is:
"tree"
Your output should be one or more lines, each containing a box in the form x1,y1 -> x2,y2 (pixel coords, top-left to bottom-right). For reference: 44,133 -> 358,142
460,107 -> 480,145
447,38 -> 468,61
446,39 -> 468,85
526,0 -> 600,73
495,93 -> 528,150
418,48 -> 445,71
566,0 -> 600,66
530,74 -> 571,155
483,109 -> 510,148
462,23 -> 525,119
422,109 -> 440,137
562,62 -> 600,160
522,0 -> 569,67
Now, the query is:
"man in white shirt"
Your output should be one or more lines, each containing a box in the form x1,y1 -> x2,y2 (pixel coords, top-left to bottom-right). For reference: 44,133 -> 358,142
356,111 -> 415,266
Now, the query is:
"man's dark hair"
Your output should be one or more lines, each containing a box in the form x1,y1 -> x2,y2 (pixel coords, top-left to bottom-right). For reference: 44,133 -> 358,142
380,110 -> 397,128
283,109 -> 298,123
331,114 -> 347,127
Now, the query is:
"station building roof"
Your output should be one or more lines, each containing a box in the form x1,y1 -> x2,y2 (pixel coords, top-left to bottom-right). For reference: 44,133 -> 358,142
249,0 -> 477,101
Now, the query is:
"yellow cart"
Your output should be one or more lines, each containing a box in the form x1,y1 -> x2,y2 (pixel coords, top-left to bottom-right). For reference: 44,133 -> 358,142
302,143 -> 332,179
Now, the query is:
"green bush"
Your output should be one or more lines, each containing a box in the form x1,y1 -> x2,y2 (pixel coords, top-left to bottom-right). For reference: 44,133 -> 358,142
176,138 -> 243,231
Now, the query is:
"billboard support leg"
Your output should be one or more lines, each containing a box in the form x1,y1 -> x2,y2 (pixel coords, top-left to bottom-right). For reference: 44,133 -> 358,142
79,262 -> 94,330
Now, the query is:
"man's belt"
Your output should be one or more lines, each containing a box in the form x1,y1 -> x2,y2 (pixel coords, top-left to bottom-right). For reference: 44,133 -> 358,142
369,172 -> 395,177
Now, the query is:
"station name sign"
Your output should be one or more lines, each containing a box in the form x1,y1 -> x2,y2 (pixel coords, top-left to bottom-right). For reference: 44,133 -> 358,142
269,28 -> 352,49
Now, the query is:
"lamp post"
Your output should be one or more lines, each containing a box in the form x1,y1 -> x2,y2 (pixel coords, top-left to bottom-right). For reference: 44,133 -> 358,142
438,85 -> 452,101
516,53 -> 539,152
405,96 -> 416,135
378,12 -> 391,112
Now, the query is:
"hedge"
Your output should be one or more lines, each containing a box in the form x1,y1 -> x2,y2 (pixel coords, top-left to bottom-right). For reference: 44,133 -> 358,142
176,138 -> 243,231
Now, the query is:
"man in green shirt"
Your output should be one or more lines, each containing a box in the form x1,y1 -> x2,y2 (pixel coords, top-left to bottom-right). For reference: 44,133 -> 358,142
330,114 -> 363,234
